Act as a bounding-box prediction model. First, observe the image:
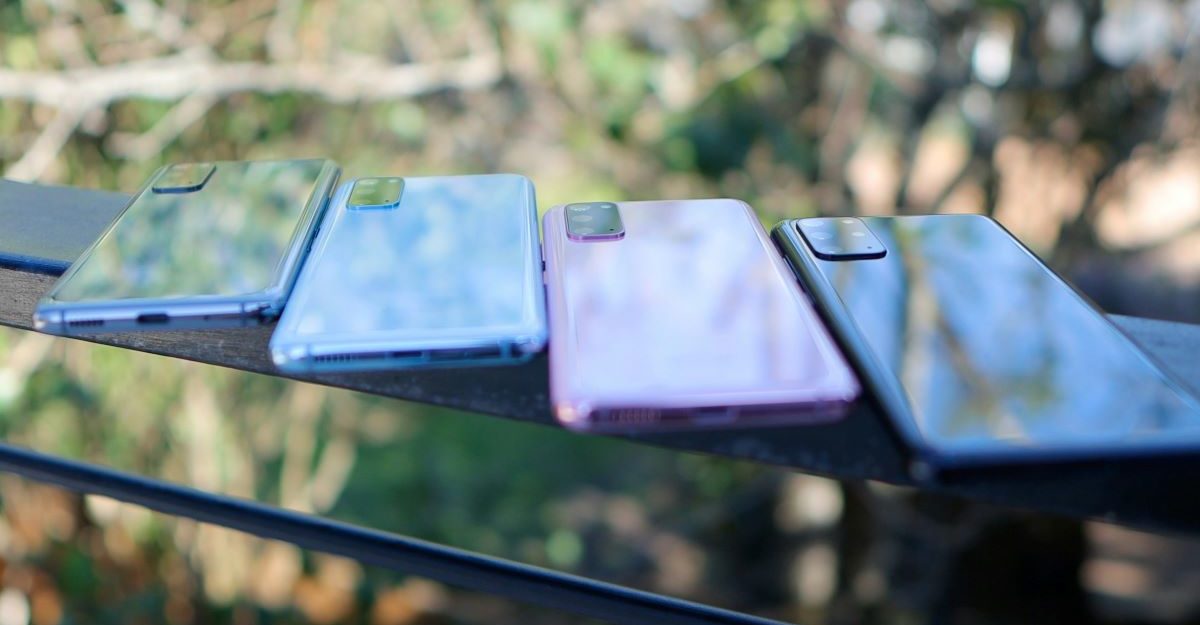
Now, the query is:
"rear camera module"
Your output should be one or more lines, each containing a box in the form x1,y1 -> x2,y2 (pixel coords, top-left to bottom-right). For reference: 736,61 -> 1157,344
348,177 -> 405,209
797,217 -> 886,261
565,202 -> 625,241
152,162 -> 216,194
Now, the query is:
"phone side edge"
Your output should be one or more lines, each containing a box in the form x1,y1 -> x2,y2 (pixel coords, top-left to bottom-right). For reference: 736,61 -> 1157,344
730,199 -> 861,407
541,206 -> 592,430
267,177 -> 356,372
516,175 -> 549,354
256,159 -> 342,316
771,219 -> 938,481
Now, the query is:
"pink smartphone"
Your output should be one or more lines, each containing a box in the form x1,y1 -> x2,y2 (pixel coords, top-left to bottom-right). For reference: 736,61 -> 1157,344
542,199 -> 860,431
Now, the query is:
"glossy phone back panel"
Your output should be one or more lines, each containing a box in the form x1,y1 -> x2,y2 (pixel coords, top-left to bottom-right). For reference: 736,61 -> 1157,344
270,174 -> 546,372
543,199 -> 859,431
773,215 -> 1200,469
35,159 -> 339,333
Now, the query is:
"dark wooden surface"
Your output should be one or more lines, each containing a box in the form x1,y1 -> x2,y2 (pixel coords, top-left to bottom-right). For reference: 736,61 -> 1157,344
2,180 -> 1200,536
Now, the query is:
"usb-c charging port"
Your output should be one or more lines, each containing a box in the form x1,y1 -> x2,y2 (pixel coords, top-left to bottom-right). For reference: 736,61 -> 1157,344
137,313 -> 170,324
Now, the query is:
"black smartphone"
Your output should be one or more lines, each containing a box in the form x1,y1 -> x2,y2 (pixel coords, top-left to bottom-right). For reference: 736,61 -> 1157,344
772,214 -> 1200,476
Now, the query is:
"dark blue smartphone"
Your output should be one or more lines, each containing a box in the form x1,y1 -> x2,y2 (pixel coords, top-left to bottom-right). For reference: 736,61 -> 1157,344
772,214 -> 1200,476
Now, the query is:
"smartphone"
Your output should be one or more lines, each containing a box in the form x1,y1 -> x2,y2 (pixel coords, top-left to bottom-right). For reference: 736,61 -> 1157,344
772,214 -> 1200,474
269,174 -> 546,372
542,199 -> 860,431
34,159 -> 340,334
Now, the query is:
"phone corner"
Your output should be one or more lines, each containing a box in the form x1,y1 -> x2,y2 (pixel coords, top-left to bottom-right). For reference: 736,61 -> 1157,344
823,362 -> 863,401
963,212 -> 998,224
511,328 -> 548,358
541,205 -> 565,232
769,218 -> 796,234
926,211 -> 1000,230
312,161 -> 344,204
30,305 -> 63,335
310,160 -> 341,188
484,173 -> 538,203
552,400 -> 595,432
268,341 -> 308,373
316,158 -> 341,175
906,455 -> 942,485
249,291 -> 287,319
493,172 -> 534,185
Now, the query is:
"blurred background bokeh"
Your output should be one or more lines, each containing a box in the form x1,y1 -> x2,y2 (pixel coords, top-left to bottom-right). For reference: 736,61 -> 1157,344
2,0 -> 1200,623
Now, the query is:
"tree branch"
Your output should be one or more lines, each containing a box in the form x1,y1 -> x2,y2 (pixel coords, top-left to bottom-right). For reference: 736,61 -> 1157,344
0,51 -> 504,110
4,105 -> 87,181
106,94 -> 219,160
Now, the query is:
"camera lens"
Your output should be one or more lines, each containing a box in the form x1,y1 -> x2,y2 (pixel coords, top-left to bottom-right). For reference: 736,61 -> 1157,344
809,231 -> 833,241
572,214 -> 594,223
